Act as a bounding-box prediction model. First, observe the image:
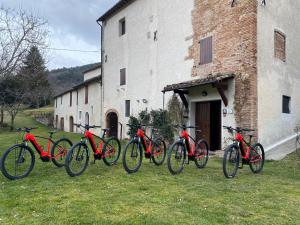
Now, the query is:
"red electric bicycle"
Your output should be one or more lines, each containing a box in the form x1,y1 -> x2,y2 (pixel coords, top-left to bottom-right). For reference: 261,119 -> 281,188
167,125 -> 209,175
0,127 -> 72,180
222,126 -> 265,178
65,124 -> 121,177
122,124 -> 166,174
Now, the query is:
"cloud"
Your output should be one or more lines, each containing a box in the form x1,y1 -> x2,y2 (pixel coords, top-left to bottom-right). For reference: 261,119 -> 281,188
0,0 -> 118,69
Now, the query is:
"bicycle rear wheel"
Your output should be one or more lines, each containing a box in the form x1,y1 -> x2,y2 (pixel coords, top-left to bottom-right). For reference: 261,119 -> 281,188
103,137 -> 121,166
0,144 -> 35,180
249,143 -> 265,174
167,141 -> 186,175
151,138 -> 166,166
51,138 -> 73,167
223,144 -> 240,178
194,140 -> 209,169
122,139 -> 143,174
65,143 -> 89,177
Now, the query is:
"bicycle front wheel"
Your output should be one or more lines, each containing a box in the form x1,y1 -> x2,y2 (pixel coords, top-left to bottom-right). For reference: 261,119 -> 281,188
65,143 -> 89,177
194,140 -> 209,169
122,139 -> 143,174
51,138 -> 73,167
0,144 -> 35,180
249,143 -> 265,174
103,137 -> 121,166
223,144 -> 240,179
167,141 -> 186,175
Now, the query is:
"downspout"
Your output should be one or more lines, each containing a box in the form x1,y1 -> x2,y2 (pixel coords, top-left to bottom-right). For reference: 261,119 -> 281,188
97,19 -> 104,127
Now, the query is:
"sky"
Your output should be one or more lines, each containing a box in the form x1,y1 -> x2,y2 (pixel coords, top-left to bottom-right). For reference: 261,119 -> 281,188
0,0 -> 119,70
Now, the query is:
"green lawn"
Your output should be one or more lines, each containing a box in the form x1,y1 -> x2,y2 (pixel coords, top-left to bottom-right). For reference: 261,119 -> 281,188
0,112 -> 299,225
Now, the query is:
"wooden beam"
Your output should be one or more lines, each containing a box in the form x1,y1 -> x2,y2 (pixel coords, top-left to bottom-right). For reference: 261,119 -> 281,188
174,89 -> 189,110
214,81 -> 229,106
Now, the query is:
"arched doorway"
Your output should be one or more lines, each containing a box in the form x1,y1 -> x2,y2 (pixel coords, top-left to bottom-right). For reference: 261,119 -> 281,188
106,112 -> 118,137
85,112 -> 89,125
69,116 -> 74,132
60,117 -> 64,131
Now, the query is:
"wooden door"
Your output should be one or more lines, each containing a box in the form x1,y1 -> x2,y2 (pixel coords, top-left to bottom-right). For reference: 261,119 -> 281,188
196,102 -> 211,146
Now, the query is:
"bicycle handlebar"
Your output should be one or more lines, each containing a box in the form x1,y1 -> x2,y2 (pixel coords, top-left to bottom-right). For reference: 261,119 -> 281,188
74,124 -> 102,129
172,124 -> 199,130
17,127 -> 38,132
223,126 -> 255,133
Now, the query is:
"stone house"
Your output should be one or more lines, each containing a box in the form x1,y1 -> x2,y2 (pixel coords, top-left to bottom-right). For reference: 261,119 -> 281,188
54,0 -> 300,159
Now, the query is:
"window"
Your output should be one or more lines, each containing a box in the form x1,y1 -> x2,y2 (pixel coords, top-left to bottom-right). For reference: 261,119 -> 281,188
70,92 -> 72,107
85,86 -> 88,104
61,96 -> 63,104
274,30 -> 286,61
76,91 -> 78,105
282,95 -> 291,114
120,68 -> 126,85
55,98 -> 57,108
125,100 -> 130,117
119,18 -> 126,36
199,36 -> 213,65
79,111 -> 82,120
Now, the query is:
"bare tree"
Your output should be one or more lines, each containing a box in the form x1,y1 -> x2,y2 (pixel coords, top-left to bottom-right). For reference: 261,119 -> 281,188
0,7 -> 48,77
0,6 -> 48,126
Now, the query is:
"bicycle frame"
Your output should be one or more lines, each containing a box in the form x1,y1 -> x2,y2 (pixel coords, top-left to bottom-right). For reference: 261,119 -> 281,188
135,128 -> 154,156
81,129 -> 108,158
24,133 -> 55,158
180,129 -> 197,157
235,133 -> 253,160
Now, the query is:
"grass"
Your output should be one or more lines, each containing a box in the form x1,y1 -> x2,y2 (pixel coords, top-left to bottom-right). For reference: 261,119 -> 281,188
0,112 -> 299,225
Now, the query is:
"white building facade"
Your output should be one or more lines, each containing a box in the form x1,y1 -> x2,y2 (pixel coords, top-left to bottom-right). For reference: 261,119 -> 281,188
54,0 -> 300,159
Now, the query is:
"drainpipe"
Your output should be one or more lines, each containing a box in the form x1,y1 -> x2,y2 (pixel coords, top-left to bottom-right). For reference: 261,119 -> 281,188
97,19 -> 104,127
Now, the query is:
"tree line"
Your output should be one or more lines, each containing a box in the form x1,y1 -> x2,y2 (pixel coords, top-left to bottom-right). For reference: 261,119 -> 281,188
0,7 -> 50,130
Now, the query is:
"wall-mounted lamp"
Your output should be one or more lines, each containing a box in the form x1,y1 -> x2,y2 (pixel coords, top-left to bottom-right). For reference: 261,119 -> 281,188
142,99 -> 148,104
202,91 -> 208,97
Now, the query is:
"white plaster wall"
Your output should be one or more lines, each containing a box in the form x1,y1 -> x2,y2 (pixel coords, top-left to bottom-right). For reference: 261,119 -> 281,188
102,0 -> 195,137
54,82 -> 102,136
84,67 -> 101,81
257,1 -> 300,158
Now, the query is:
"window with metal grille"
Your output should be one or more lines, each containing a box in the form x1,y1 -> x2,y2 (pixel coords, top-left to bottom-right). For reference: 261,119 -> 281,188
275,30 -> 286,61
282,95 -> 291,114
85,86 -> 88,104
120,68 -> 126,86
125,100 -> 130,117
200,36 -> 213,65
119,18 -> 126,36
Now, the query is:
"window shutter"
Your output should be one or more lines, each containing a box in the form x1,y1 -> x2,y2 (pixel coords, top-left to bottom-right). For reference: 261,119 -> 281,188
200,36 -> 213,65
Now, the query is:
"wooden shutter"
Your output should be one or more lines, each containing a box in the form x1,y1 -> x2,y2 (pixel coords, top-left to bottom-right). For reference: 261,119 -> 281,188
200,36 -> 213,65
275,31 -> 286,61
120,68 -> 126,85
85,86 -> 88,104
125,100 -> 130,117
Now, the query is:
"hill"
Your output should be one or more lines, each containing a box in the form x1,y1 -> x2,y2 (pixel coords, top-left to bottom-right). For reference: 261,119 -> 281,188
48,63 -> 101,96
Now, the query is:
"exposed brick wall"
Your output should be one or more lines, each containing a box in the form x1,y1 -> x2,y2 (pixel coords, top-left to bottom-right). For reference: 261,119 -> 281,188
187,0 -> 258,130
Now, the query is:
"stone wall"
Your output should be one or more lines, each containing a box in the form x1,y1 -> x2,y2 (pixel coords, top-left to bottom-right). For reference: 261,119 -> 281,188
188,0 -> 258,130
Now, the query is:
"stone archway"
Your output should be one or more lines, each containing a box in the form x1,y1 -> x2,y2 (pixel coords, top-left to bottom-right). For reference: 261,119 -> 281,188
106,112 -> 118,137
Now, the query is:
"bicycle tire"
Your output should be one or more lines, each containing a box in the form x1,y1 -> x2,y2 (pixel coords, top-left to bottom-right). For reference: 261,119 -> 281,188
65,142 -> 89,177
122,139 -> 143,174
103,136 -> 121,166
51,138 -> 73,167
223,144 -> 240,179
0,144 -> 35,180
151,137 -> 166,166
167,140 -> 186,175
